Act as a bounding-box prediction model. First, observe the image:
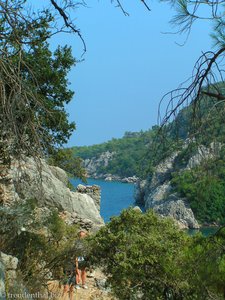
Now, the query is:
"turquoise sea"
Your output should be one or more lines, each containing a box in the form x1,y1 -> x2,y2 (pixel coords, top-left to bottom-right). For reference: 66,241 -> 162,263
70,178 -> 135,222
70,178 -> 218,236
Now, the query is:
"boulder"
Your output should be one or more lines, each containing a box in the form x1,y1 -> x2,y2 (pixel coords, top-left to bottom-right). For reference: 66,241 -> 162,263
1,157 -> 104,229
132,206 -> 142,213
152,195 -> 199,229
76,184 -> 101,212
121,176 -> 138,183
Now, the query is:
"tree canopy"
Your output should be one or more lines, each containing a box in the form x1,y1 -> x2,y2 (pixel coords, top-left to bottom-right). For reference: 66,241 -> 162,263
88,209 -> 225,299
0,0 -> 78,164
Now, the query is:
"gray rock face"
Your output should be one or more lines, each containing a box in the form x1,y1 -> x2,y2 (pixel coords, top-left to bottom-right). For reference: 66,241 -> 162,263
0,252 -> 18,299
83,152 -> 139,183
135,142 -> 222,228
76,184 -> 101,212
83,151 -> 115,177
152,195 -> 199,229
121,176 -> 138,183
135,151 -> 200,229
186,142 -> 222,169
132,206 -> 142,213
0,157 -> 104,229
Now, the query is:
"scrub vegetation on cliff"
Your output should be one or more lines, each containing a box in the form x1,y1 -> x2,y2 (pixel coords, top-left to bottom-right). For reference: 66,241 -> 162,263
72,126 -> 180,179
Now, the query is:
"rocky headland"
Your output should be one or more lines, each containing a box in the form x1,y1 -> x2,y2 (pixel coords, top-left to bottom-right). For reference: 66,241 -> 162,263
83,151 -> 138,183
135,142 -> 221,229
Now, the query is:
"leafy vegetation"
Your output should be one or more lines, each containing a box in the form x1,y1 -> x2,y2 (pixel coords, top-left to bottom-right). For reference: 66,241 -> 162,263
0,1 -> 78,164
88,209 -> 225,299
172,155 -> 225,225
72,127 -> 179,179
0,200 -> 80,293
48,148 -> 87,182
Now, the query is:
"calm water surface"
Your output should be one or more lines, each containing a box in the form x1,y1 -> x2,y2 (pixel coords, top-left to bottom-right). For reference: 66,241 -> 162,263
70,178 -> 135,222
188,227 -> 219,236
70,178 -> 219,236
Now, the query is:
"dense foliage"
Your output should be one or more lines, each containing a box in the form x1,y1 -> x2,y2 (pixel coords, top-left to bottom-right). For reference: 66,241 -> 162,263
48,148 -> 87,182
89,209 -> 225,300
72,127 -> 179,179
0,200 -> 80,293
172,154 -> 225,225
0,1 -> 78,163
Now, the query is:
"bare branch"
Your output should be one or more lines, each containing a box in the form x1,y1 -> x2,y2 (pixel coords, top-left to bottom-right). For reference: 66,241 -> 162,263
50,0 -> 87,54
141,0 -> 151,11
159,48 -> 225,129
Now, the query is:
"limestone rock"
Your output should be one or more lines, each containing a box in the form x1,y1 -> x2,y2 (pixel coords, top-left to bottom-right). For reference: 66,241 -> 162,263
83,152 -> 139,183
186,142 -> 222,169
0,252 -> 19,299
134,147 -> 204,229
132,206 -> 142,213
1,157 -> 104,230
83,151 -> 115,177
76,184 -> 101,212
0,252 -> 18,271
121,176 -> 138,183
49,165 -> 69,186
153,195 -> 199,229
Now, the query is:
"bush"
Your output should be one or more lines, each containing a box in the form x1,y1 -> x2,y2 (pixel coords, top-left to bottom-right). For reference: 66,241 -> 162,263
88,209 -> 190,299
88,209 -> 225,300
172,157 -> 225,224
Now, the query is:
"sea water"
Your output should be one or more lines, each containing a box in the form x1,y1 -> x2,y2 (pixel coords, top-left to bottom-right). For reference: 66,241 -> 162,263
70,178 -> 218,236
70,178 -> 135,222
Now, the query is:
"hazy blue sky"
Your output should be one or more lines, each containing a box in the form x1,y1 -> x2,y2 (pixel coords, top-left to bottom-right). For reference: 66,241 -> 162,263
48,1 -> 212,146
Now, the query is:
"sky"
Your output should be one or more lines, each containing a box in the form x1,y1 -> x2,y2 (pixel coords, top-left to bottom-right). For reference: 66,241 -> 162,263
46,1 -> 213,146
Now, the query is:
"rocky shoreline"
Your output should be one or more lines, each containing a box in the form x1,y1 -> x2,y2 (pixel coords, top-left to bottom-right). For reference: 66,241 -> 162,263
88,174 -> 139,183
82,151 -> 139,183
0,157 -> 104,231
134,142 -> 222,229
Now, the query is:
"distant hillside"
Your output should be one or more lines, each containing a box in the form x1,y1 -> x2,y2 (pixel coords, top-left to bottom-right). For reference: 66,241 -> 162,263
72,128 -> 178,180
72,94 -> 225,180
72,97 -> 225,225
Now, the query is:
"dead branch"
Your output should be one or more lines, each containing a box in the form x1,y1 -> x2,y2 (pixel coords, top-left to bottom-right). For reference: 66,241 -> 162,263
159,48 -> 225,128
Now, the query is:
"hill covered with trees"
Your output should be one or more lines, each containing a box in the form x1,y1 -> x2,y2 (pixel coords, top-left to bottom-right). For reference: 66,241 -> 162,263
72,129 -> 160,179
71,99 -> 225,225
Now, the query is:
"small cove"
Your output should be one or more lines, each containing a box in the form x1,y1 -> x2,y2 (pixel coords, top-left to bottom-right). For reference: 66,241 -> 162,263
71,178 -> 218,236
70,178 -> 135,222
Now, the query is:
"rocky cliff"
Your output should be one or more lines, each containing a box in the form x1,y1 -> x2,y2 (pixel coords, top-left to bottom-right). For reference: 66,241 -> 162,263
83,151 -> 115,178
0,157 -> 104,231
83,151 -> 138,183
135,142 -> 221,229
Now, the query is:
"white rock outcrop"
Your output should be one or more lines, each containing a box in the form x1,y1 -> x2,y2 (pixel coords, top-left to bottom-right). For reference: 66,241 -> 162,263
135,142 -> 222,229
0,157 -> 104,229
83,151 -> 115,177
